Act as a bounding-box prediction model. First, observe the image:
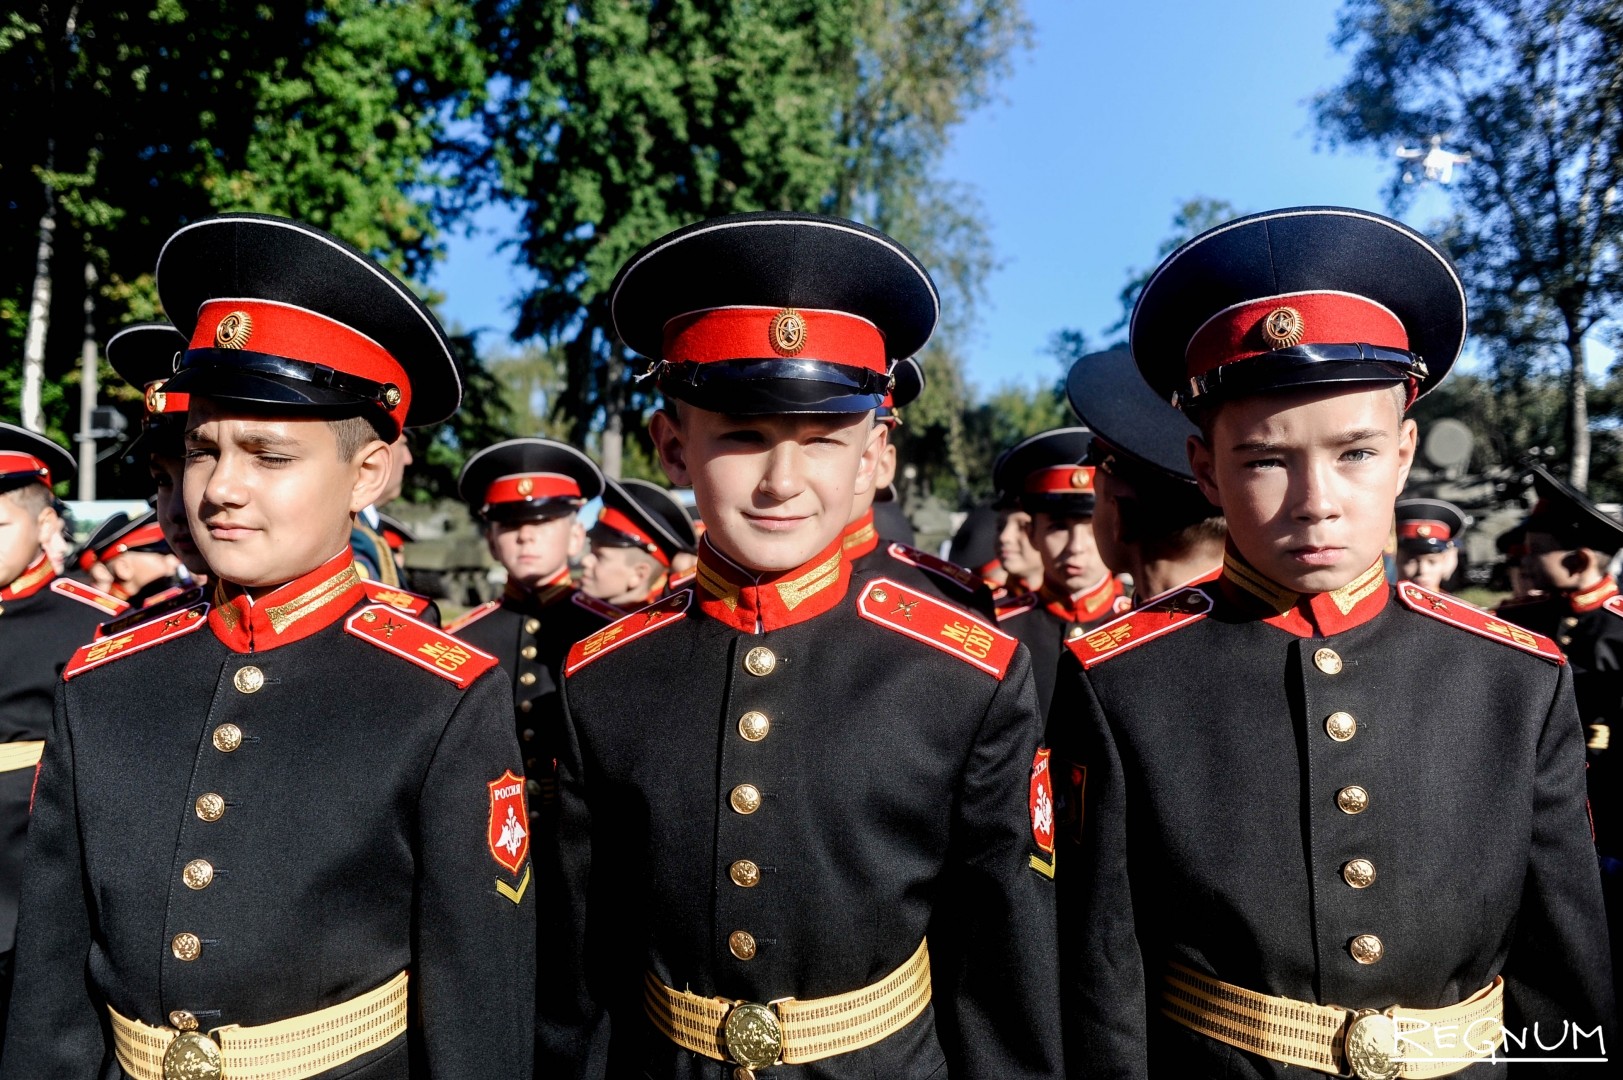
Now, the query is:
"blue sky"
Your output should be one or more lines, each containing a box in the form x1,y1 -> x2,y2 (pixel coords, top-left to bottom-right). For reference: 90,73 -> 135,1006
431,0 -> 1607,395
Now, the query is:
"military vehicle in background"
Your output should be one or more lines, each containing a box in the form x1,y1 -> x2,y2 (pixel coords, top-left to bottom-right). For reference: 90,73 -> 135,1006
385,498 -> 501,610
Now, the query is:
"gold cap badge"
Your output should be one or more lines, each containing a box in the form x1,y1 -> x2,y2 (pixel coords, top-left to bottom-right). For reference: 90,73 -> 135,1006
768,310 -> 807,356
144,382 -> 167,415
516,477 -> 534,496
214,310 -> 254,350
1259,306 -> 1305,349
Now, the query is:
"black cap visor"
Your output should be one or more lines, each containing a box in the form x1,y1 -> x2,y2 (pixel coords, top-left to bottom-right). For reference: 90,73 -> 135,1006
482,498 -> 583,526
1020,493 -> 1096,517
658,358 -> 886,415
1180,345 -> 1423,408
168,350 -> 402,434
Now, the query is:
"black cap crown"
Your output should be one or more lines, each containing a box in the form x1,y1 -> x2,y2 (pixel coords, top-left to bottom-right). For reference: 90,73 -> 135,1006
590,478 -> 698,563
1525,466 -> 1623,555
458,438 -> 605,524
992,427 -> 1096,516
0,421 -> 75,495
1395,498 -> 1468,554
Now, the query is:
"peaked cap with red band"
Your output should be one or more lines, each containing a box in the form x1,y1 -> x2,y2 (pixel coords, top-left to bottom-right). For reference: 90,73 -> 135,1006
877,356 -> 924,425
589,478 -> 697,564
156,214 -> 461,435
92,510 -> 171,560
1130,207 -> 1465,410
458,437 -> 605,524
106,322 -> 190,461
610,212 -> 938,415
0,421 -> 75,495
73,512 -> 130,572
992,427 -> 1096,516
1395,497 -> 1467,554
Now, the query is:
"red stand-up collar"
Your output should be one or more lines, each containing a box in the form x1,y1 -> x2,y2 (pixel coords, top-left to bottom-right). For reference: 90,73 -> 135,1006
1217,545 -> 1388,637
693,534 -> 850,633
1569,576 -> 1619,613
502,564 -> 575,612
842,509 -> 880,561
1039,573 -> 1123,624
209,548 -> 365,653
1,553 -> 55,601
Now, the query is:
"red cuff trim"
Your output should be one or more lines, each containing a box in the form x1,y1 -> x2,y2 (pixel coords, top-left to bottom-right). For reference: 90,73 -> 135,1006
662,306 -> 887,374
191,299 -> 410,427
1026,465 -> 1095,495
1186,291 -> 1409,378
1398,520 -> 1452,542
596,507 -> 671,565
0,451 -> 51,487
484,472 -> 583,507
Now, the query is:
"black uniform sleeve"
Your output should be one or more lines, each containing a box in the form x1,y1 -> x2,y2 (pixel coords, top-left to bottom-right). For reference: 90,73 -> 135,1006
1500,660 -> 1616,1054
928,645 -> 1064,1080
412,669 -> 536,1077
1046,652 -> 1148,1080
2,688 -> 109,1073
535,683 -> 611,1079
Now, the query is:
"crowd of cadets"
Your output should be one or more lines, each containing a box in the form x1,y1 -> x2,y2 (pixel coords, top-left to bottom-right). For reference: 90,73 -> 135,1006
0,204 -> 1616,1080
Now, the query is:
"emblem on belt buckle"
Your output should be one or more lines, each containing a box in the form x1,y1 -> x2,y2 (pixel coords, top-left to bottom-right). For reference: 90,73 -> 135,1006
163,1029 -> 224,1080
724,1001 -> 783,1073
1344,1010 -> 1399,1080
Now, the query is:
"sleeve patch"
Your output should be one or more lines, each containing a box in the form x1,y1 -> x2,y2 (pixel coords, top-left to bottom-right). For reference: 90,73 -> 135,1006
344,605 -> 500,687
487,769 -> 530,875
564,590 -> 691,676
444,599 -> 500,634
1398,582 -> 1565,664
64,603 -> 209,681
51,578 -> 129,615
886,542 -> 981,590
1029,748 -> 1056,878
1067,587 -> 1212,669
856,578 -> 1016,679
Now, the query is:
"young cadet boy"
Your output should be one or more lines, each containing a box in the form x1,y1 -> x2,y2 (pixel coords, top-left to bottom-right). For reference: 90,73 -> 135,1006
1393,497 -> 1467,593
580,477 -> 698,610
1065,348 -> 1225,603
4,213 -> 534,1078
993,427 -> 1124,713
0,424 -> 127,1050
541,212 -> 1061,1080
1049,207 -> 1613,1078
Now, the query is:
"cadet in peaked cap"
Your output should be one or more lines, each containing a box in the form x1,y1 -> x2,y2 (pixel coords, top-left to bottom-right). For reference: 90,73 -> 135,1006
1393,497 -> 1467,593
843,356 -> 997,617
991,427 -> 1124,713
87,510 -> 182,607
4,215 -> 532,1078
1066,348 -> 1225,604
580,477 -> 697,610
449,436 -> 614,814
1048,207 -> 1611,1078
542,212 -> 1061,1080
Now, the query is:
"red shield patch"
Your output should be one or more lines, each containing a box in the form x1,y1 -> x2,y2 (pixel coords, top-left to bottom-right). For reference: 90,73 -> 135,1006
1030,748 -> 1056,855
487,769 -> 530,874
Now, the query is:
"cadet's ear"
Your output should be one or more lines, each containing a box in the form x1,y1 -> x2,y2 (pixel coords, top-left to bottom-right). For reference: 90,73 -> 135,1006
348,438 -> 393,514
1393,417 -> 1419,494
650,410 -> 691,488
567,519 -> 586,559
1188,434 -> 1222,509
852,415 -> 887,496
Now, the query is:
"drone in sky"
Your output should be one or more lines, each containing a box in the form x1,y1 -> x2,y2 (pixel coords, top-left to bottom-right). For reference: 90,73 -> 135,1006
1395,134 -> 1472,185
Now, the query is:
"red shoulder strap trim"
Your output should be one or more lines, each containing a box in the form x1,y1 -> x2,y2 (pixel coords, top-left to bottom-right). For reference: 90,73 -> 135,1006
994,591 -> 1039,623
565,590 -> 691,677
444,598 -> 500,634
51,578 -> 129,615
1398,582 -> 1565,664
361,581 -> 433,618
64,603 -> 208,681
885,542 -> 981,591
1066,587 -> 1212,670
344,605 -> 499,687
572,590 -> 625,621
856,578 -> 1016,679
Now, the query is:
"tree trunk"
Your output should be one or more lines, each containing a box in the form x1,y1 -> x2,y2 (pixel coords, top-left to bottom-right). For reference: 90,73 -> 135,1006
600,357 -> 624,480
78,258 -> 98,499
21,140 -> 57,434
1566,333 -> 1590,491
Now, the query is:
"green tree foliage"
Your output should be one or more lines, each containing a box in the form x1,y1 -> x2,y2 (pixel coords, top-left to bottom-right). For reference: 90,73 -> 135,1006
1316,0 -> 1623,489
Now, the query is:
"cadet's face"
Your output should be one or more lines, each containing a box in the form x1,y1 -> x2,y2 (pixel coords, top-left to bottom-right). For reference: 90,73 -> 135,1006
652,408 -> 884,573
1028,511 -> 1107,593
150,453 -> 208,575
997,510 -> 1042,580
1399,550 -> 1454,591
105,549 -> 178,592
1523,533 -> 1591,591
847,428 -> 894,524
486,514 -> 579,588
0,492 -> 50,586
580,543 -> 655,604
185,401 -> 389,590
1190,385 -> 1416,594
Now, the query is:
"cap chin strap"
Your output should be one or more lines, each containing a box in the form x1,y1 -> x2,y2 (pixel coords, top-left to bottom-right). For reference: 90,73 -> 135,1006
1175,343 -> 1427,408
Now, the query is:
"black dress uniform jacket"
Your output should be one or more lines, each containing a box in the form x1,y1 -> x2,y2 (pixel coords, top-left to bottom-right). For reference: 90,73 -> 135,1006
3,551 -> 534,1078
996,574 -> 1125,715
539,538 -> 1062,1079
1048,554 -> 1614,1079
844,509 -> 998,619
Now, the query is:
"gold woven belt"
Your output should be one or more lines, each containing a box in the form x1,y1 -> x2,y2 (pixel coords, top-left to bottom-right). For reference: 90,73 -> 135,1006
0,740 -> 44,773
644,938 -> 932,1078
1163,963 -> 1504,1080
108,970 -> 408,1080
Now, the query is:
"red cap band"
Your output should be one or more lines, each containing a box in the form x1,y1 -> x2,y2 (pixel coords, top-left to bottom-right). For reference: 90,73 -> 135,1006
0,452 -> 50,487
1026,465 -> 1095,495
662,307 -> 887,375
143,381 -> 190,417
100,521 -> 168,561
596,507 -> 671,566
191,299 -> 411,427
483,472 -> 583,508
1398,519 -> 1452,542
1186,291 -> 1409,379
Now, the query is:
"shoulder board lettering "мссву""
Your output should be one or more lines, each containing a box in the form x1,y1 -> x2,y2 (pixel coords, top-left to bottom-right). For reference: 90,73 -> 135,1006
1065,586 -> 1212,670
63,603 -> 209,681
565,590 -> 691,677
344,604 -> 499,687
856,578 -> 1016,679
1398,582 -> 1564,664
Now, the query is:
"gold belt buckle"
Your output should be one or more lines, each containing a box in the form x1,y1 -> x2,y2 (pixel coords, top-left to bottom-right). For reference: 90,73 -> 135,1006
1342,1008 -> 1400,1080
162,1029 -> 224,1080
722,1000 -> 783,1079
